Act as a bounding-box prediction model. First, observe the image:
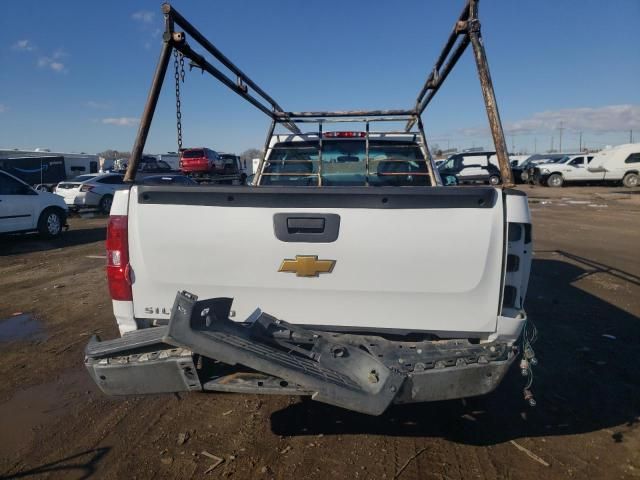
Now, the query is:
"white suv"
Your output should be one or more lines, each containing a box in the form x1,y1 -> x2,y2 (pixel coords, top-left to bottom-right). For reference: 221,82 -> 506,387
0,170 -> 68,237
55,173 -> 129,213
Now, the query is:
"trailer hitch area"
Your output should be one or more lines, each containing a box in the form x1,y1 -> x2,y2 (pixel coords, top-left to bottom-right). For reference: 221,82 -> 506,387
164,291 -> 405,415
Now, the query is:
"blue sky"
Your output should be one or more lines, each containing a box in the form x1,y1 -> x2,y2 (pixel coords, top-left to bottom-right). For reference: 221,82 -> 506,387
1,0 -> 638,155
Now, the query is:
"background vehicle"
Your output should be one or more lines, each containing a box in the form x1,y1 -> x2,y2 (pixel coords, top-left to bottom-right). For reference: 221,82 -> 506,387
113,156 -> 175,177
155,152 -> 180,170
140,174 -> 198,185
0,148 -> 99,180
587,143 -> 640,188
0,170 -> 67,237
252,157 -> 261,174
0,155 -> 66,191
55,173 -> 128,213
513,153 -> 579,183
179,148 -> 222,174
507,155 -> 529,168
437,150 -> 502,185
219,154 -> 249,183
534,154 -> 594,187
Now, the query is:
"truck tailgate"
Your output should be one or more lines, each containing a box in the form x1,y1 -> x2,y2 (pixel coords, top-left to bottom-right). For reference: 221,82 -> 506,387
128,186 -> 504,335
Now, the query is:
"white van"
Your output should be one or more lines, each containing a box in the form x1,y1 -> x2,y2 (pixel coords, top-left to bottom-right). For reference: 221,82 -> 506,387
588,143 -> 640,187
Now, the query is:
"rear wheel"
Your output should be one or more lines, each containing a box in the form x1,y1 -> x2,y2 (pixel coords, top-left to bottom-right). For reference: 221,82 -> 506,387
546,173 -> 563,188
99,194 -> 113,214
622,172 -> 639,188
37,208 -> 64,238
489,175 -> 501,186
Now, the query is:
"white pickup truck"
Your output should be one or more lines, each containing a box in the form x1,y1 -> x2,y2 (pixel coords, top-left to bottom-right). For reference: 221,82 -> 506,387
85,1 -> 536,415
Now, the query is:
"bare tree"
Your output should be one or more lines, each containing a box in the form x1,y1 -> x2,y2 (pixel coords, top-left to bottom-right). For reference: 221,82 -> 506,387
98,149 -> 131,160
240,148 -> 262,162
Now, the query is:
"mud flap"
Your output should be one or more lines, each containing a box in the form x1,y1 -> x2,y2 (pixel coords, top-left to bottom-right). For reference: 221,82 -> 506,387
162,291 -> 404,416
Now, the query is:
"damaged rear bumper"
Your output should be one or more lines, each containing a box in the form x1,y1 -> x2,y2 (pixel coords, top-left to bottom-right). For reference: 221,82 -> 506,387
86,291 -> 517,415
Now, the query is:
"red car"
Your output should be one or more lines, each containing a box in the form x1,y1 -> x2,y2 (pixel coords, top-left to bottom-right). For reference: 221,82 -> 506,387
179,148 -> 223,174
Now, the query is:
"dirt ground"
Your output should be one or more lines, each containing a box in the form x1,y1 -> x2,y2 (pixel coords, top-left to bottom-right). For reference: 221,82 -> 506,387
1,185 -> 639,479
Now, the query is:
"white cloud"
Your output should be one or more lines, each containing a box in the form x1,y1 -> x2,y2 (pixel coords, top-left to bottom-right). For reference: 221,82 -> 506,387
12,39 -> 35,52
102,117 -> 139,127
505,105 -> 640,134
84,101 -> 112,109
132,11 -> 155,23
38,56 -> 67,73
52,49 -> 69,60
457,104 -> 640,137
0,104 -> 6,113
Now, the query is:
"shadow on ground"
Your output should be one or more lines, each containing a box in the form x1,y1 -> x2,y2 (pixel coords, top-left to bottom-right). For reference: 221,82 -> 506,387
0,447 -> 110,480
0,227 -> 106,257
270,257 -> 640,445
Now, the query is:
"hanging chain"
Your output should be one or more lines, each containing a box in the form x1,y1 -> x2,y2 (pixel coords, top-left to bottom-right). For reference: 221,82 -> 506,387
174,50 -> 185,151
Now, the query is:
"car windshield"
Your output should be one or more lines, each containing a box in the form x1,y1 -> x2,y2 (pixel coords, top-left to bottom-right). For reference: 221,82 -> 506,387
438,158 -> 456,170
261,139 -> 429,187
182,149 -> 205,158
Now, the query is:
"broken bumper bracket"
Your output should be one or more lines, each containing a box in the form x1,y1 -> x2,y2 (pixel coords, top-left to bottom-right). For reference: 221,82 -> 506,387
85,291 -> 515,415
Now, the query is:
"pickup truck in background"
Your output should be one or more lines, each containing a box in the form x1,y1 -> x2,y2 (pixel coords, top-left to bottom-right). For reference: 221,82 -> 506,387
85,0 -> 537,415
532,144 -> 640,188
533,154 -> 595,187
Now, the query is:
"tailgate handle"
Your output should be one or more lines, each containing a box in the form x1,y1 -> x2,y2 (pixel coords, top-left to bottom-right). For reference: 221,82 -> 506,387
274,213 -> 340,243
287,217 -> 325,234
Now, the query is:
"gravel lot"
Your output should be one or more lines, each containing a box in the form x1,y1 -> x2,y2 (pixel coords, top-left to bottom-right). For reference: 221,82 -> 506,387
1,185 -> 639,479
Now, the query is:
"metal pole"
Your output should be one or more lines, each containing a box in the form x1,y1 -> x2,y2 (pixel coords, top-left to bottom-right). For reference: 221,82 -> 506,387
318,123 -> 323,186
558,121 -> 564,153
579,131 -> 582,151
254,118 -> 276,186
467,0 -> 513,188
125,39 -> 173,182
365,121 -> 370,186
417,116 -> 438,186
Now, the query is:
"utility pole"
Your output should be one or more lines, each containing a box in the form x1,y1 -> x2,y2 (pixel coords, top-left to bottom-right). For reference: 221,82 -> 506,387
550,136 -> 554,153
558,121 -> 564,153
631,130 -> 634,143
579,131 -> 583,152
534,137 -> 537,153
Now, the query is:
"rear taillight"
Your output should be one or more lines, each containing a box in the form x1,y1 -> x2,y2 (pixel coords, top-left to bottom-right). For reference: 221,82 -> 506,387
80,184 -> 94,192
323,131 -> 365,138
106,215 -> 132,301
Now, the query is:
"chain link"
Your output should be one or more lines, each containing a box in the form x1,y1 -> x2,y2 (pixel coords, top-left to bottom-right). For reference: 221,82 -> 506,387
174,50 -> 184,151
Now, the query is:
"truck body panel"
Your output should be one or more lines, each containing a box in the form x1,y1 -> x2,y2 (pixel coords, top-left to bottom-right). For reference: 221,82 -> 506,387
127,186 -> 505,336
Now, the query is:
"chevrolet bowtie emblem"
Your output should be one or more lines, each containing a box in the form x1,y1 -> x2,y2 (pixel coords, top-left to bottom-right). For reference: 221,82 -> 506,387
278,255 -> 336,277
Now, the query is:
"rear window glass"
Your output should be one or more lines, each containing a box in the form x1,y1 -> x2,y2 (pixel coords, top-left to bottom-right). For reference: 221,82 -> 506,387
182,150 -> 205,158
96,175 -> 124,184
261,140 -> 429,187
71,175 -> 96,182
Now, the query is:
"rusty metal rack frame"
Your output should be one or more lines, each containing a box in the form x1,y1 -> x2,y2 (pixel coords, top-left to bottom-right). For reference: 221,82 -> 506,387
125,0 -> 514,187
